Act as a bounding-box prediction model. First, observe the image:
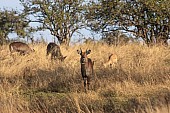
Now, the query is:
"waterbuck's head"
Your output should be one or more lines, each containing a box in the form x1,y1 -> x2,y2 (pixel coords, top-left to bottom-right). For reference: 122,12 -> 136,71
77,48 -> 91,64
58,56 -> 67,62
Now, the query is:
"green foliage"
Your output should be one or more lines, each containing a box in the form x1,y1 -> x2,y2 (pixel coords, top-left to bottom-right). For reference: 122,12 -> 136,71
0,10 -> 28,45
20,0 -> 86,45
85,0 -> 170,45
102,31 -> 135,45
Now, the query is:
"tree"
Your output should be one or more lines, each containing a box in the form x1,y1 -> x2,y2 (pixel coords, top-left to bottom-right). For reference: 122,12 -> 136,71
0,10 -> 29,45
85,0 -> 170,46
20,0 -> 86,46
102,31 -> 133,46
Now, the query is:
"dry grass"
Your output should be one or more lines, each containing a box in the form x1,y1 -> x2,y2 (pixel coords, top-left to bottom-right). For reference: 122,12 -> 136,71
0,42 -> 170,113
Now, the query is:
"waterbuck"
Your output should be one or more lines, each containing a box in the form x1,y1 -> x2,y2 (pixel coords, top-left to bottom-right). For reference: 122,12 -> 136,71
77,48 -> 94,92
9,42 -> 34,55
46,42 -> 67,61
103,53 -> 118,68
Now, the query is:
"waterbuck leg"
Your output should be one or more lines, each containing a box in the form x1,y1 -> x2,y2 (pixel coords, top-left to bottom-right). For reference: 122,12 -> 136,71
84,78 -> 87,92
87,76 -> 90,90
51,54 -> 54,60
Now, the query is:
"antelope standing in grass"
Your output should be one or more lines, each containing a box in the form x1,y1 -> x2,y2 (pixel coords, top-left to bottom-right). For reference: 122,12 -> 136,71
103,53 -> 118,68
77,48 -> 94,92
9,42 -> 34,55
46,42 -> 67,61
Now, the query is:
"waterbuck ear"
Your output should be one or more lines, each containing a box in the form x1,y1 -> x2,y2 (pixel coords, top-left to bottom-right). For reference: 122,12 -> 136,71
63,56 -> 67,59
62,56 -> 67,61
86,49 -> 91,55
77,50 -> 81,54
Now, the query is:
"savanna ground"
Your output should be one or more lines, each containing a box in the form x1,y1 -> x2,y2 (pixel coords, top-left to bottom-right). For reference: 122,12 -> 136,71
0,42 -> 170,113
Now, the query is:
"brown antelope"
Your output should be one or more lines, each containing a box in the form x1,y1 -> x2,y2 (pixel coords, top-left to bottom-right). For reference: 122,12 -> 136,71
103,53 -> 118,68
9,42 -> 34,55
46,42 -> 67,61
77,48 -> 94,92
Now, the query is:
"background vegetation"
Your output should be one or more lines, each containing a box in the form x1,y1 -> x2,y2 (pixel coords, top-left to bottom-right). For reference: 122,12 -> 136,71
0,42 -> 170,112
0,0 -> 169,45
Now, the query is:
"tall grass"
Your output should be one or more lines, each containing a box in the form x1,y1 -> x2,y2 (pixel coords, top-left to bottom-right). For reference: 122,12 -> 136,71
0,42 -> 170,113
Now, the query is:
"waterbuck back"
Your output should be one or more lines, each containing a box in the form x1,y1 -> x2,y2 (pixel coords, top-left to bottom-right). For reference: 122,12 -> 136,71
9,42 -> 34,55
46,42 -> 67,61
103,53 -> 118,68
77,48 -> 94,92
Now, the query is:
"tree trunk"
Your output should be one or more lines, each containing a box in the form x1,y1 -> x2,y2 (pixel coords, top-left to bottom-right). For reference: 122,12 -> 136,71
56,35 -> 70,46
